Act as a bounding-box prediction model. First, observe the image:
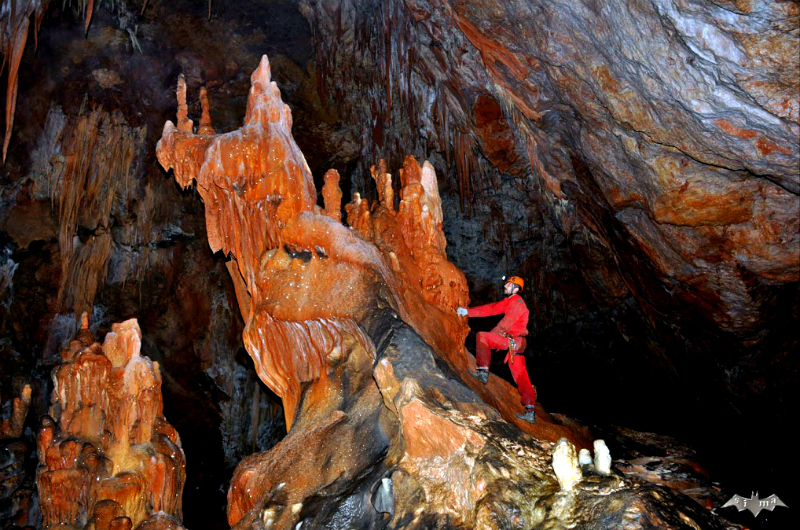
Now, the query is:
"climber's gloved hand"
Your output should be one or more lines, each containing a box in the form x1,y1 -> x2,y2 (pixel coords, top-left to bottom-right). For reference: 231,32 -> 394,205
456,307 -> 469,316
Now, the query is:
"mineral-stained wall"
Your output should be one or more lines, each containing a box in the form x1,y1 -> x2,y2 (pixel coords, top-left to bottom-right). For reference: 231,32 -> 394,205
37,313 -> 186,529
299,0 -> 799,486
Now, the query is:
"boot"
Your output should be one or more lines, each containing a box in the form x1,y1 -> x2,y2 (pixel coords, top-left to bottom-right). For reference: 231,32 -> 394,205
470,369 -> 488,385
517,406 -> 536,424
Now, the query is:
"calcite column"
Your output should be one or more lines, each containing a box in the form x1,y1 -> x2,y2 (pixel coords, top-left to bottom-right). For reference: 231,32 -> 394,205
36,314 -> 186,530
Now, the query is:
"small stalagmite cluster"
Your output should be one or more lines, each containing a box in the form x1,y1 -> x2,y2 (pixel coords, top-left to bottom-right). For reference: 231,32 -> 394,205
345,156 -> 469,358
36,313 -> 186,530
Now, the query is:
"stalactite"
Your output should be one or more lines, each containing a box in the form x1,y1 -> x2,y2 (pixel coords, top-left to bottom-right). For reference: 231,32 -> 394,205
1,0 -> 50,162
125,180 -> 156,299
454,130 -> 475,214
54,107 -> 145,315
84,0 -> 94,33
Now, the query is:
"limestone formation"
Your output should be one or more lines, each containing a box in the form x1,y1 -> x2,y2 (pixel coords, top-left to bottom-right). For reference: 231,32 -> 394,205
157,54 -> 575,439
593,439 -> 612,475
552,437 -> 583,492
36,314 -> 186,529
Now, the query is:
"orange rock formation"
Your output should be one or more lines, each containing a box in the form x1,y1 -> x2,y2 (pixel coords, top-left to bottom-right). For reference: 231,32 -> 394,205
36,314 -> 186,530
158,54 -> 593,527
0,384 -> 31,439
157,55 -> 587,441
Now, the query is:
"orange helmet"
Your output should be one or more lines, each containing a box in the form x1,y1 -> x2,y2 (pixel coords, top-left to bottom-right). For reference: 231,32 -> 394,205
503,276 -> 524,291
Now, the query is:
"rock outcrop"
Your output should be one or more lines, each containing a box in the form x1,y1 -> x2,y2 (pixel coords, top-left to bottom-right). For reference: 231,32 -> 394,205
36,314 -> 186,530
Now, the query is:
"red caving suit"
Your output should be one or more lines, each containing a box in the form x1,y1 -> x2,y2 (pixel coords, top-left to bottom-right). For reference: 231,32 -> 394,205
468,294 -> 536,407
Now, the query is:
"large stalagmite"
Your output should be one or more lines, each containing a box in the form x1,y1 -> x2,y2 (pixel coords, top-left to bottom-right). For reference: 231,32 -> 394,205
157,55 -> 729,530
156,54 -> 586,438
37,314 -> 186,530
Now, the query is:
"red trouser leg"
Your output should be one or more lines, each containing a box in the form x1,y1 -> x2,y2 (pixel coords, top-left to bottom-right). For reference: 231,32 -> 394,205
475,331 -> 510,368
509,355 -> 536,407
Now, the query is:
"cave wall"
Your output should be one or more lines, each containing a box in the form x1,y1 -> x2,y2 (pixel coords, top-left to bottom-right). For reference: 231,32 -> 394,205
299,0 -> 799,489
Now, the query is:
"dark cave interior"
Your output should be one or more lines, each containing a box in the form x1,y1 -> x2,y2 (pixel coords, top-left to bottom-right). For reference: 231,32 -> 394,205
1,1 -> 797,529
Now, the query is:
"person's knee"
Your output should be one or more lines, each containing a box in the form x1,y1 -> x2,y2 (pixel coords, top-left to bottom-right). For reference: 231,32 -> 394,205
476,331 -> 488,343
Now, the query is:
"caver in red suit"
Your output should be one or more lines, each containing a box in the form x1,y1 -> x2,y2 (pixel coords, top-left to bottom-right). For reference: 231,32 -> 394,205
457,277 -> 536,420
